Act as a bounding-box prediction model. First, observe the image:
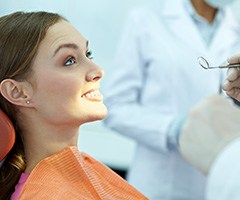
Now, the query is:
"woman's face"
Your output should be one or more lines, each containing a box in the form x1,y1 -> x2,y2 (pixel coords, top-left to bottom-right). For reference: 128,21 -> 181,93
28,20 -> 107,126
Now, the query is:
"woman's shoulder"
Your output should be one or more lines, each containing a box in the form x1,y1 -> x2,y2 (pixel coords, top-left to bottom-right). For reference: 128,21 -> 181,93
18,147 -> 148,199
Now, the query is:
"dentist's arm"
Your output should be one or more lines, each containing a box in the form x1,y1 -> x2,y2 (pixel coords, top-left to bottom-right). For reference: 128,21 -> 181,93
179,95 -> 240,175
179,94 -> 240,200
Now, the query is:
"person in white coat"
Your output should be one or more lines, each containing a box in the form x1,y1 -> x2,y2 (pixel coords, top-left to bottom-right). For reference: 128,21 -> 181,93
180,53 -> 240,200
103,0 -> 240,199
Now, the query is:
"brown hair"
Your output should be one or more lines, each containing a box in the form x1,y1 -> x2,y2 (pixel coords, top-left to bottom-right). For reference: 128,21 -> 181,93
0,11 -> 65,200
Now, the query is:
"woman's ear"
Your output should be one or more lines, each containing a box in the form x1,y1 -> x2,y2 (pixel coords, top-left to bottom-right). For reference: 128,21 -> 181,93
0,79 -> 32,107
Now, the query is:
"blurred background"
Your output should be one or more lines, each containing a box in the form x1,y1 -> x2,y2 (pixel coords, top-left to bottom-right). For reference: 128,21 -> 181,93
1,0 -> 240,177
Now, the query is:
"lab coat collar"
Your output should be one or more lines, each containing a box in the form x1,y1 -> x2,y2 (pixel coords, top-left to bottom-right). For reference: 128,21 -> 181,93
155,0 -> 240,53
159,0 -> 207,52
210,8 -> 240,53
161,0 -> 186,18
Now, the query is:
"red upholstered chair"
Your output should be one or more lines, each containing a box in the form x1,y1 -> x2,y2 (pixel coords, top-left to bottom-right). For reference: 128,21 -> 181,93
0,109 -> 15,160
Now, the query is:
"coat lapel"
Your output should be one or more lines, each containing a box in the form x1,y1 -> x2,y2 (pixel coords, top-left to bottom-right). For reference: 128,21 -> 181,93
158,0 -> 207,52
209,8 -> 240,55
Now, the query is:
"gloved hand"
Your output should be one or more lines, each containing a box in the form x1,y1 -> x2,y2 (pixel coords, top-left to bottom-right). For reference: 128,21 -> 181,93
179,95 -> 240,175
223,54 -> 240,101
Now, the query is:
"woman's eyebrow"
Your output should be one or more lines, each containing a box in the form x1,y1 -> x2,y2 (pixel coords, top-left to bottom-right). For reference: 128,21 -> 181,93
53,41 -> 89,57
52,43 -> 79,57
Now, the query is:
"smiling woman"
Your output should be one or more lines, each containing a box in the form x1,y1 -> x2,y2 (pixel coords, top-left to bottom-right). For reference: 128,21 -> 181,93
0,11 -> 147,200
26,20 -> 107,127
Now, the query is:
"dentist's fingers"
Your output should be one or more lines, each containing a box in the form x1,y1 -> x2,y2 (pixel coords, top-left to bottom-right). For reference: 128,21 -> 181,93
227,53 -> 240,64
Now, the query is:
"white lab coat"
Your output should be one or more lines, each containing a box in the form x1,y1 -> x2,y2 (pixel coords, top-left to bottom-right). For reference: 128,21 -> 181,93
206,139 -> 240,200
103,0 -> 240,199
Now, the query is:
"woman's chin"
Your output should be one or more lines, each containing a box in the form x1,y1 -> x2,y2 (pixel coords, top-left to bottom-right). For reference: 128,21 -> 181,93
87,106 -> 108,122
94,108 -> 108,121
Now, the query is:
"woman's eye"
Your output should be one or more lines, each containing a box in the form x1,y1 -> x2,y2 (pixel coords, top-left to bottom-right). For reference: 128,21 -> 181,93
64,57 -> 76,66
86,50 -> 93,59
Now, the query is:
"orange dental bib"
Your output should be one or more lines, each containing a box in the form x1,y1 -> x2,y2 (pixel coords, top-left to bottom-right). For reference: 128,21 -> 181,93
19,146 -> 148,200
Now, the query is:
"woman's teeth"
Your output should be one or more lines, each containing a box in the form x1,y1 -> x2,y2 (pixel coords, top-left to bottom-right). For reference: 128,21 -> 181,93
82,90 -> 103,101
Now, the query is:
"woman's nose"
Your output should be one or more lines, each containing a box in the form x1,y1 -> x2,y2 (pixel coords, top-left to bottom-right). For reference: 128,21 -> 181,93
86,63 -> 104,82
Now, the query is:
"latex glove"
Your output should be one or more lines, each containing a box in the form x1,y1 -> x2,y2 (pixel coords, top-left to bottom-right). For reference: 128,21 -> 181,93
179,95 -> 240,175
223,54 -> 240,101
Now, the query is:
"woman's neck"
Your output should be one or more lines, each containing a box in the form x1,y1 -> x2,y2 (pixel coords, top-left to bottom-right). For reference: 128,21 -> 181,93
191,0 -> 218,23
23,125 -> 79,173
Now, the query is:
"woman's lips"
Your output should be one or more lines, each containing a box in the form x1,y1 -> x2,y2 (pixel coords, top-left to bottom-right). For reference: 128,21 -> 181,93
82,89 -> 103,101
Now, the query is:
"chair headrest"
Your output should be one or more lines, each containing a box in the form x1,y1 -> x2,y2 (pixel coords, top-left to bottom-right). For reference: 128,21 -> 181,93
0,109 -> 15,160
